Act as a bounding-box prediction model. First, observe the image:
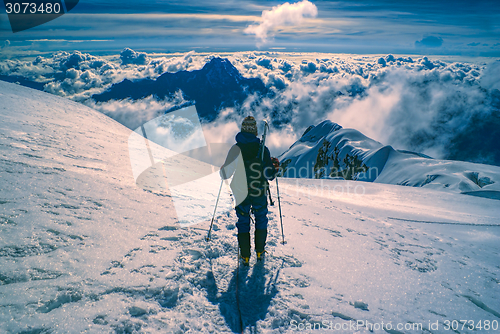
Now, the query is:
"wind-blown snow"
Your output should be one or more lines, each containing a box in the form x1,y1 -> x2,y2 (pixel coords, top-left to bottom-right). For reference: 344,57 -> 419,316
1,81 -> 500,333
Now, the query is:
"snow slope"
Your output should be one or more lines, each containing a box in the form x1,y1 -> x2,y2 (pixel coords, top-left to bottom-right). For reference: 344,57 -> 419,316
279,121 -> 500,199
1,81 -> 500,333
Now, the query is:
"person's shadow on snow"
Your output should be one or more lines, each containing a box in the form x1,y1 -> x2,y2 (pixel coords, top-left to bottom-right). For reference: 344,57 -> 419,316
240,261 -> 281,331
203,260 -> 282,333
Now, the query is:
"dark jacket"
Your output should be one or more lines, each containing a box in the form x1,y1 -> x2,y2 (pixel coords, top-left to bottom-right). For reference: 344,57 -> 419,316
220,132 -> 277,204
236,132 -> 276,180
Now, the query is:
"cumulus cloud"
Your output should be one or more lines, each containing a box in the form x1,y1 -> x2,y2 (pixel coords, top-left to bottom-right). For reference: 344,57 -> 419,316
201,111 -> 241,149
1,40 -> 10,49
480,60 -> 500,91
84,92 -> 189,130
377,57 -> 386,66
244,0 -> 318,45
120,48 -> 149,65
149,51 -> 198,73
230,54 -> 498,165
415,36 -> 444,48
300,60 -> 317,73
0,49 -> 209,101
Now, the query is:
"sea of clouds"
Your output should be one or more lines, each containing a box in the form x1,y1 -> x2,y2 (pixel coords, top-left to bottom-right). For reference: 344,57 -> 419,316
1,49 -> 499,165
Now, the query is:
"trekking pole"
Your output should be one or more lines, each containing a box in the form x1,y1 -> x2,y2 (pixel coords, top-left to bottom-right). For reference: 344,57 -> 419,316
206,179 -> 224,241
267,185 -> 274,206
275,175 -> 286,245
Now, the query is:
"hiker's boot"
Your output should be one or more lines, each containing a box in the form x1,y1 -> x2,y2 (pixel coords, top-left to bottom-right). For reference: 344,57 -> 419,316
256,250 -> 267,261
255,229 -> 267,261
238,232 -> 251,266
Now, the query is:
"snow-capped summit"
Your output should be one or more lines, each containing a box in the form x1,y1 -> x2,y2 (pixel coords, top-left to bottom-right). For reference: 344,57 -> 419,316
298,120 -> 342,143
279,120 -> 500,199
280,120 -> 385,180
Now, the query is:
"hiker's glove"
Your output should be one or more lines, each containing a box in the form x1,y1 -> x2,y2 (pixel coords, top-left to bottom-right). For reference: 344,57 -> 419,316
271,157 -> 280,169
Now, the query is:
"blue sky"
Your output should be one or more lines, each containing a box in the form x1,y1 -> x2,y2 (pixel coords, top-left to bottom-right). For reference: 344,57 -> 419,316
1,0 -> 499,57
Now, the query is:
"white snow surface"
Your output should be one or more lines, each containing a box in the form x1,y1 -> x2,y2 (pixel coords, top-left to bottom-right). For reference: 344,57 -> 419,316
279,120 -> 500,199
1,81 -> 500,333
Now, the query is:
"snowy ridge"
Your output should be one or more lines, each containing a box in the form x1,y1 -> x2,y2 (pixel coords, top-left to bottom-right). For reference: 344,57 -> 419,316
279,120 -> 500,199
1,82 -> 500,333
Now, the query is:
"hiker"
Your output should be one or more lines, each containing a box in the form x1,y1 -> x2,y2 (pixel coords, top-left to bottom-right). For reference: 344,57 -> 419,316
220,116 -> 279,265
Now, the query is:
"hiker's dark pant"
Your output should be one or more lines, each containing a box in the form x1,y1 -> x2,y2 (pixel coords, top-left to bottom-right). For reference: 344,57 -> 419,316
235,193 -> 268,233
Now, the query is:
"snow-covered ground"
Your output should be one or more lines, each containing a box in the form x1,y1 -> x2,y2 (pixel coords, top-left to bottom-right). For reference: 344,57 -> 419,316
1,81 -> 499,333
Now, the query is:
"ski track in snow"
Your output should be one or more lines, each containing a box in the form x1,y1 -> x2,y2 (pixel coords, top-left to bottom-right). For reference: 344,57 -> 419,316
1,81 -> 500,333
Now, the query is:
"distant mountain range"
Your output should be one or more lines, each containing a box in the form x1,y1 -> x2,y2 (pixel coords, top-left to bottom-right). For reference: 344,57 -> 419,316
1,56 -> 499,167
92,58 -> 269,121
279,120 -> 500,200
